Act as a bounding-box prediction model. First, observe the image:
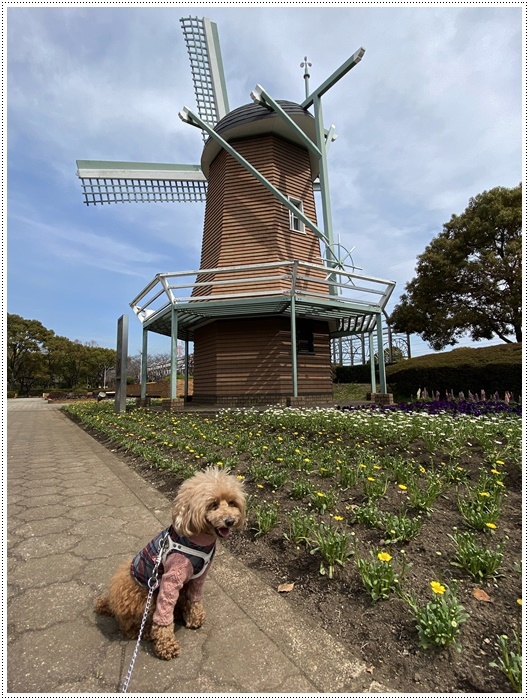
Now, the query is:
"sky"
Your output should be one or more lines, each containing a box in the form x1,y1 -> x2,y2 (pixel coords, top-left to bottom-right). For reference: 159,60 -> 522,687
6,3 -> 523,361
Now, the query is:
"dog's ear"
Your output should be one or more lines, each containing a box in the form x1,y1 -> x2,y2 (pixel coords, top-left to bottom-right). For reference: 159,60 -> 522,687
172,486 -> 209,537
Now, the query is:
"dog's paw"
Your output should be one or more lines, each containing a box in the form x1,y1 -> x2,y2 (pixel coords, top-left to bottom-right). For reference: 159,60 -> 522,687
183,600 -> 206,629
151,623 -> 181,660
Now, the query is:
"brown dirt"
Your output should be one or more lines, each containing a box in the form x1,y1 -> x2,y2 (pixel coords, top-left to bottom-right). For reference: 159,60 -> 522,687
77,421 -> 522,693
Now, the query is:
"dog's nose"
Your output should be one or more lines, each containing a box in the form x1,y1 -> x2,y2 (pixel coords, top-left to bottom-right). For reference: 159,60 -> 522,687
224,517 -> 235,527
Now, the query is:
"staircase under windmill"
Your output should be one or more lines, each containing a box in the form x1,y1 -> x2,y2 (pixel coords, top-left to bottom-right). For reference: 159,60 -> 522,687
76,15 -> 395,408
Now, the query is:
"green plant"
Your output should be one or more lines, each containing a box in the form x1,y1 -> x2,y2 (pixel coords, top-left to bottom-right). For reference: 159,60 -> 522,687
489,630 -> 522,692
380,511 -> 422,543
402,582 -> 469,651
449,531 -> 504,582
354,501 -> 383,528
363,474 -> 389,501
252,501 -> 279,538
289,476 -> 313,500
356,550 -> 411,602
407,471 -> 445,513
284,507 -> 317,546
457,487 -> 502,531
309,522 -> 354,578
337,463 -> 360,488
308,489 -> 337,515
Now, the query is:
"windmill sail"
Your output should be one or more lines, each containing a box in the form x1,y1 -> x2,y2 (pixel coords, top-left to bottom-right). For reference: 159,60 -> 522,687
76,160 -> 207,205
180,16 -> 230,139
76,17 -> 230,206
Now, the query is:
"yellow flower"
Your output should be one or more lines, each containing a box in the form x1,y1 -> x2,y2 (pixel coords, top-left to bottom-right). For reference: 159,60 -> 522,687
398,484 -> 407,491
419,466 -> 426,473
496,481 -> 504,487
377,552 -> 392,562
333,515 -> 344,521
517,598 -> 522,605
304,458 -> 310,463
367,477 -> 375,482
236,475 -> 245,480
257,484 -> 264,489
430,581 -> 446,595
479,492 -> 490,498
495,460 -> 505,465
485,522 -> 497,530
373,465 -> 382,470
490,468 -> 500,474
216,461 -> 224,466
316,492 -> 325,497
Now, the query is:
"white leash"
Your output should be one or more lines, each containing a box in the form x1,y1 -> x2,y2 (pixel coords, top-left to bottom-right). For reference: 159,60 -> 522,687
121,533 -> 169,693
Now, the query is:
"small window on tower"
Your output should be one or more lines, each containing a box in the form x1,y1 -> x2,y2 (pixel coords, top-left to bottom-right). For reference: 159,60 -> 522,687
288,197 -> 305,233
297,320 -> 315,354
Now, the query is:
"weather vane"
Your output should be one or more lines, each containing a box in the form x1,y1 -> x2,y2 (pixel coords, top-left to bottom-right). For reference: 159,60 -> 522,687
300,56 -> 312,98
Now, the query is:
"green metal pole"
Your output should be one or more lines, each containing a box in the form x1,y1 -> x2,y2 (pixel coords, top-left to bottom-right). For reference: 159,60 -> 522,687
376,313 -> 387,393
369,332 -> 376,394
170,306 -> 178,400
312,94 -> 338,296
184,337 -> 189,401
141,327 -> 148,399
290,296 -> 298,397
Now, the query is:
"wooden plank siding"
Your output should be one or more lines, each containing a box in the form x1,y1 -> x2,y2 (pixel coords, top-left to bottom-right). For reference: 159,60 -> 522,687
193,134 -> 329,298
193,318 -> 333,400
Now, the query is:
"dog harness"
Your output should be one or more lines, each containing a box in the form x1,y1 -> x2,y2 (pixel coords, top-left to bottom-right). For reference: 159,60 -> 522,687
130,525 -> 216,588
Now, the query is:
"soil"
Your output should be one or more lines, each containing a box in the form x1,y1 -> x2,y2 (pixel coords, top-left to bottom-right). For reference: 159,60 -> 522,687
73,415 -> 522,694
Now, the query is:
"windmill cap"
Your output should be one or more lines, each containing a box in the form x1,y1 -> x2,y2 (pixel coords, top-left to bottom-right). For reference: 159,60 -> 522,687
201,101 -> 320,180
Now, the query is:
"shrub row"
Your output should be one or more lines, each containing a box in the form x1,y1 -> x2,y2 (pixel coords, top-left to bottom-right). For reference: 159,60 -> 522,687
334,343 -> 522,399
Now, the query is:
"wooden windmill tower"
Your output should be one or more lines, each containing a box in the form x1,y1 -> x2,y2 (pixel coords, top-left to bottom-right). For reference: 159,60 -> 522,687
77,16 -> 395,407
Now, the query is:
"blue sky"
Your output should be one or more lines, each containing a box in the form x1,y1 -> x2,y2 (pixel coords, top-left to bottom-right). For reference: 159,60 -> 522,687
6,4 -> 523,360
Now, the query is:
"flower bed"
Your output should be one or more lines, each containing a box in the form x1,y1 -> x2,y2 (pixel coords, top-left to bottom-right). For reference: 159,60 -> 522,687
63,401 -> 522,693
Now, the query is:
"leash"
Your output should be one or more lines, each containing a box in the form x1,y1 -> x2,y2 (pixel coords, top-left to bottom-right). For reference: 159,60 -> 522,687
121,532 -> 169,693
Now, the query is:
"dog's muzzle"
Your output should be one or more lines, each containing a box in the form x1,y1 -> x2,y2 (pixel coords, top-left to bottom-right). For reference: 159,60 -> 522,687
216,517 -> 236,538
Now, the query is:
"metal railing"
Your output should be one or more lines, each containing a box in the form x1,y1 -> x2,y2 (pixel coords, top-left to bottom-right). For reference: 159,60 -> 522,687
130,260 -> 395,324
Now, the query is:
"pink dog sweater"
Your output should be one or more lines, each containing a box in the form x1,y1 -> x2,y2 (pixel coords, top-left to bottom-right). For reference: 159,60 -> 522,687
130,526 -> 216,627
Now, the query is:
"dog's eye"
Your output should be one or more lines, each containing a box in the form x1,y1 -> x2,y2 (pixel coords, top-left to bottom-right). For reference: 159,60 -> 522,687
228,500 -> 238,508
208,500 -> 219,510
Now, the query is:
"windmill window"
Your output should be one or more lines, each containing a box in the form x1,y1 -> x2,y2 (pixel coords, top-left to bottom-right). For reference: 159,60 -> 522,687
297,320 -> 315,354
288,197 -> 305,233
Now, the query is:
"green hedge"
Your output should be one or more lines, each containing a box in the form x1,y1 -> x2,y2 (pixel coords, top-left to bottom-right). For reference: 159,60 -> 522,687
333,344 -> 522,399
385,343 -> 522,398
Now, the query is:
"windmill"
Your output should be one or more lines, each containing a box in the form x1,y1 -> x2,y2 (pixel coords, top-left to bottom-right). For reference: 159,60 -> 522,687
77,15 -> 395,407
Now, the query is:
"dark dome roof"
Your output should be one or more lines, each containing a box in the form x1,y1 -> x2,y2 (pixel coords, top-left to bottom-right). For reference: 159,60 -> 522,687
214,101 -> 311,134
201,101 -> 319,180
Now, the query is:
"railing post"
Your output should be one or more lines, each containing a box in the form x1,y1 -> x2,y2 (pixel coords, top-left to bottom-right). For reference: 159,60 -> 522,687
141,327 -> 148,399
170,306 -> 178,400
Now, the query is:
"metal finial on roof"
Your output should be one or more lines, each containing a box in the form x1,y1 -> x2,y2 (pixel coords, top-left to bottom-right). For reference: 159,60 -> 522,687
300,56 -> 312,99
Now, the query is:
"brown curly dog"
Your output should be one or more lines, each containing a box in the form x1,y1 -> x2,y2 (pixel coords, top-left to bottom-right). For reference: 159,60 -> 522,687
95,467 -> 246,659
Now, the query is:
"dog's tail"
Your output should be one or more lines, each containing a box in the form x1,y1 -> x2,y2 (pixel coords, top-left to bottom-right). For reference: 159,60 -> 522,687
94,594 -> 114,616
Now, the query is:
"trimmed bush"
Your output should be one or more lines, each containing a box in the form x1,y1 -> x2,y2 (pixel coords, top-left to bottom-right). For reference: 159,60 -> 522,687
385,343 -> 521,398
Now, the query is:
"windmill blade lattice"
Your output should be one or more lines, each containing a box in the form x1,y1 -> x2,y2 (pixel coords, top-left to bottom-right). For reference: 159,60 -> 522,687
76,161 -> 207,205
180,16 -> 230,141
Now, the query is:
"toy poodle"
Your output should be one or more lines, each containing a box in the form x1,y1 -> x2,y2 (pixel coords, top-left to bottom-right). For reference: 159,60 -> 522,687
94,467 -> 246,659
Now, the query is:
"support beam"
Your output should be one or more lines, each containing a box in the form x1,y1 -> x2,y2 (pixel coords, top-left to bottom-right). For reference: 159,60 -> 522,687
376,313 -> 387,393
170,306 -> 178,400
369,332 -> 376,394
141,327 -> 148,399
184,337 -> 189,400
290,296 -> 298,397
